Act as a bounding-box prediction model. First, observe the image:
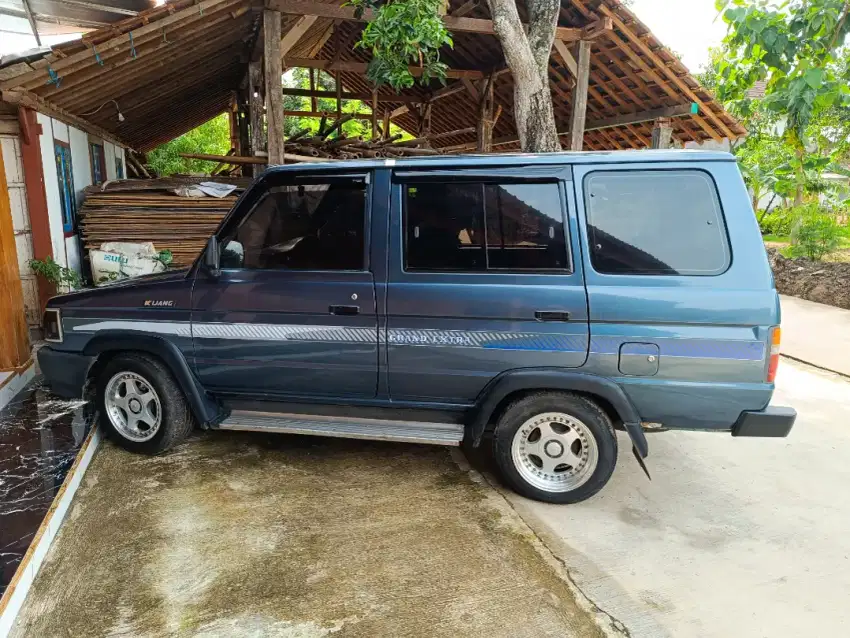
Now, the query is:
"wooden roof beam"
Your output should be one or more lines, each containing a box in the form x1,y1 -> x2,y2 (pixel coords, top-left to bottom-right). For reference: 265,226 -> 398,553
286,57 -> 485,80
51,0 -> 139,16
443,103 -> 696,151
54,20 -> 248,109
593,2 -> 736,139
1,89 -> 127,147
280,14 -> 317,58
1,0 -> 240,91
268,0 -> 610,42
283,87 -> 424,104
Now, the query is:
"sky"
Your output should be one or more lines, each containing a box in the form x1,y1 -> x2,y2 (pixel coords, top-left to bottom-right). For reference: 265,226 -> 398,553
0,0 -> 728,69
628,0 -> 728,72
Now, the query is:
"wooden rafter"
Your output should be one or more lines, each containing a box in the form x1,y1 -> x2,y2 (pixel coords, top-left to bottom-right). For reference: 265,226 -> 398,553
267,0 -> 611,42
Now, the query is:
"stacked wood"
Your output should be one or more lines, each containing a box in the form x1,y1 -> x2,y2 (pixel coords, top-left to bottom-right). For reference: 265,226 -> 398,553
78,182 -> 244,267
179,126 -> 477,167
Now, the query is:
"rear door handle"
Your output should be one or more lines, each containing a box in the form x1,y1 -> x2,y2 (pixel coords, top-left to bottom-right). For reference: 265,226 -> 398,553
535,310 -> 571,322
329,305 -> 360,316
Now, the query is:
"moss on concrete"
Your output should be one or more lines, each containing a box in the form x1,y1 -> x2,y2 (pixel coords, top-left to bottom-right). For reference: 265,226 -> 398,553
12,432 -> 604,637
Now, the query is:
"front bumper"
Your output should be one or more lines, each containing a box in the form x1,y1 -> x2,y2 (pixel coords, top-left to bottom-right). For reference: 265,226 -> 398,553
37,346 -> 95,399
731,406 -> 796,438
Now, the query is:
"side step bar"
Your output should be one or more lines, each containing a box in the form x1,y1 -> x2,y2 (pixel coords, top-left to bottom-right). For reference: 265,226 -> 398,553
217,410 -> 465,446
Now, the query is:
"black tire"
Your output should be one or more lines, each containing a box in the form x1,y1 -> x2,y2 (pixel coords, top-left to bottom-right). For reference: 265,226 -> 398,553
492,392 -> 618,504
96,352 -> 194,455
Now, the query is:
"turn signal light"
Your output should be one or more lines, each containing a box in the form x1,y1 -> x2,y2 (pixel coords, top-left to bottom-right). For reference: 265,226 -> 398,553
43,308 -> 63,343
767,327 -> 781,383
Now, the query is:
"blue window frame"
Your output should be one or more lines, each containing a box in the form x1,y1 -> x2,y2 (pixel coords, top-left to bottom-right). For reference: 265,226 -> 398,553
90,142 -> 106,184
115,155 -> 124,179
54,141 -> 76,234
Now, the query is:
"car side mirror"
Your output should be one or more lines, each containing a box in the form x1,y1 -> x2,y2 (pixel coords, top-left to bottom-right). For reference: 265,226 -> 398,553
204,235 -> 220,278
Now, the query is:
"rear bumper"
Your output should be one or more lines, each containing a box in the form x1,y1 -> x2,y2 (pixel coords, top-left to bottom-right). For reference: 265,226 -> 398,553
731,406 -> 796,438
37,346 -> 95,399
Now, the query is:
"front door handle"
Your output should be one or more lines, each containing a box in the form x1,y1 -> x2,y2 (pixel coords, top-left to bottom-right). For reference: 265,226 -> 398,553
535,310 -> 571,322
329,304 -> 360,316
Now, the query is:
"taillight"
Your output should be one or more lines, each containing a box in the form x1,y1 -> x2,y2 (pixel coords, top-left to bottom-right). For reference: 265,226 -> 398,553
767,326 -> 781,383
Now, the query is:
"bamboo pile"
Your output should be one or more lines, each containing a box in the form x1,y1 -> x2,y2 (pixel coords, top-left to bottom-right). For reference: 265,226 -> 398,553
78,179 -> 245,267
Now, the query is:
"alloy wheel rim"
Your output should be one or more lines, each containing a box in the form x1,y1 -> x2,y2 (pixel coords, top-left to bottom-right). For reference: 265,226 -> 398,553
510,412 -> 598,493
104,371 -> 162,442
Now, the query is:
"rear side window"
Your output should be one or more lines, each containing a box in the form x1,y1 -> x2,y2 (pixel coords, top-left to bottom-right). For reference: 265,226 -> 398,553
584,170 -> 730,276
404,182 -> 569,272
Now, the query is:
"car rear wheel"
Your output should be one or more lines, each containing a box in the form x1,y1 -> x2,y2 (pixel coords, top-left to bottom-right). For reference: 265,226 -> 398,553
492,392 -> 618,504
97,353 -> 194,455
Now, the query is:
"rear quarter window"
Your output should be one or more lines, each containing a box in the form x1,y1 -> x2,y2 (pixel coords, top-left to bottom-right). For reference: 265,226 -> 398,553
584,170 -> 731,276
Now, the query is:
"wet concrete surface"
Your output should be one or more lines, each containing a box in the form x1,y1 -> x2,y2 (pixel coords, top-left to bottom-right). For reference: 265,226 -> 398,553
11,431 -> 606,637
0,381 -> 91,598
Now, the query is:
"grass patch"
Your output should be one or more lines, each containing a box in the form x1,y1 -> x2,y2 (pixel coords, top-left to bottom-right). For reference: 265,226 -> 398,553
763,234 -> 790,244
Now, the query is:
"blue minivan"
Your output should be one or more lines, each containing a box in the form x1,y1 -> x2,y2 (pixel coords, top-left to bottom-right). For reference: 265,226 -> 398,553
37,151 -> 796,504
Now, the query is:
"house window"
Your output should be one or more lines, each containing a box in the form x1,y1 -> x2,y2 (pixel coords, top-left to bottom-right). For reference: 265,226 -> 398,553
90,142 -> 106,184
115,155 -> 124,179
54,141 -> 76,234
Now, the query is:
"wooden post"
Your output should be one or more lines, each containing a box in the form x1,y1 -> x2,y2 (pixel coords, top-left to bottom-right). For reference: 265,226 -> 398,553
0,140 -> 30,370
309,68 -> 317,113
382,110 -> 390,140
476,75 -> 495,152
335,70 -> 342,122
264,9 -> 285,165
651,117 -> 674,149
248,60 -> 266,174
18,106 -> 54,312
569,40 -> 592,152
228,98 -> 240,154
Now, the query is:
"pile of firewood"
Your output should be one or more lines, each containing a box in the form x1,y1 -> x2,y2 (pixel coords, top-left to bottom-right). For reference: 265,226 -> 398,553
282,115 -> 457,159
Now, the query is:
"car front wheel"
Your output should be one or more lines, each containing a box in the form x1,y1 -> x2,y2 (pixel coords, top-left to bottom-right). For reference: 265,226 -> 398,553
96,353 -> 193,455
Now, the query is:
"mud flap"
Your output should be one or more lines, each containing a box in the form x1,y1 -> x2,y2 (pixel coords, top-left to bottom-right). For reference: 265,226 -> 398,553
624,422 -> 651,480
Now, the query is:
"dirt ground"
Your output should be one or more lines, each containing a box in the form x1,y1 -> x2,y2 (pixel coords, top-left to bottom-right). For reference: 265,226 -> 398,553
768,248 -> 850,309
10,432 -> 607,638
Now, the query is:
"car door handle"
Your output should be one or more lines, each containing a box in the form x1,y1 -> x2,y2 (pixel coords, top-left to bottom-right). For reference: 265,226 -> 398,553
535,311 -> 571,322
329,305 -> 360,316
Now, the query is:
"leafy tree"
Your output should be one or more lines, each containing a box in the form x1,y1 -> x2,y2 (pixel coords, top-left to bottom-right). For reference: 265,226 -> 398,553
147,114 -> 231,176
347,0 -> 562,152
716,0 -> 850,203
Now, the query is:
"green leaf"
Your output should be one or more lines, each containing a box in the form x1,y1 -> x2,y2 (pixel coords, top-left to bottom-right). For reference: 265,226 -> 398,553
804,68 -> 825,89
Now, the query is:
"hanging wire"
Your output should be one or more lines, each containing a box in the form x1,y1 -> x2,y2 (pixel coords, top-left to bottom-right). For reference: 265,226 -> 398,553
162,27 -> 169,43
129,32 -> 137,59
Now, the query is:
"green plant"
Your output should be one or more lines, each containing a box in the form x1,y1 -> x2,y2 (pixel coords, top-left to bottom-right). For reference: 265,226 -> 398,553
147,114 -> 231,176
759,206 -> 797,236
788,205 -> 844,260
29,256 -> 83,290
347,0 -> 452,90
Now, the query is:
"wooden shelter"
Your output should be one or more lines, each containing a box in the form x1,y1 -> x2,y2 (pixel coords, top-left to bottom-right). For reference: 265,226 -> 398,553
0,0 -> 744,157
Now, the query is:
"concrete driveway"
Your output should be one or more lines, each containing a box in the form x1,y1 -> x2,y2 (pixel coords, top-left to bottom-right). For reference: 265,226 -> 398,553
510,359 -> 850,638
11,432 -> 607,638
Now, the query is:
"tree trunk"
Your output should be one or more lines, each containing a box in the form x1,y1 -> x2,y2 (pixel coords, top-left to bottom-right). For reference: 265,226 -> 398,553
794,146 -> 805,206
485,0 -> 561,152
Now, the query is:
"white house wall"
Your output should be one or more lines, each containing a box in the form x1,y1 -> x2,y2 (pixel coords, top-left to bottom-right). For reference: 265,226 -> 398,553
35,113 -> 120,276
37,113 -> 67,269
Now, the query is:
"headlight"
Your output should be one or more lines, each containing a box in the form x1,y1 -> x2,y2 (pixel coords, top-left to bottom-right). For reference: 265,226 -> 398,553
43,308 -> 63,343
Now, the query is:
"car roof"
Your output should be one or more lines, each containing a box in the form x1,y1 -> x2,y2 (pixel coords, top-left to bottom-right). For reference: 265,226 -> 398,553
263,149 -> 735,176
